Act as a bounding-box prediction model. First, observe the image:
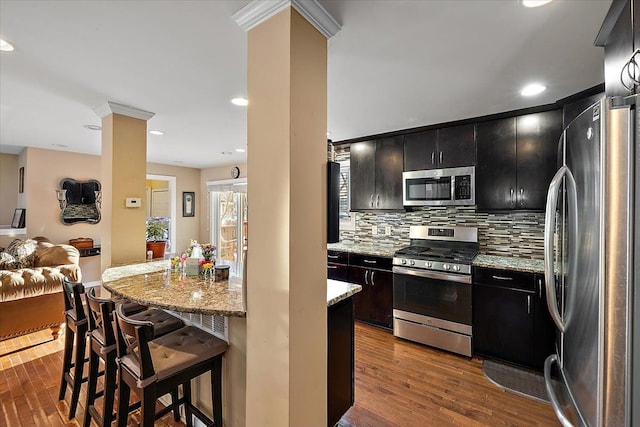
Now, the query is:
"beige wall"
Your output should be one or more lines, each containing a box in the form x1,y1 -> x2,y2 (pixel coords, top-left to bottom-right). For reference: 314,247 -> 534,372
147,163 -> 201,254
0,153 -> 19,224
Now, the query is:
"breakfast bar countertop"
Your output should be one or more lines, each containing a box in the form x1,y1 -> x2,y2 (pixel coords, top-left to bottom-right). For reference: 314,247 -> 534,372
102,260 -> 362,317
102,260 -> 246,317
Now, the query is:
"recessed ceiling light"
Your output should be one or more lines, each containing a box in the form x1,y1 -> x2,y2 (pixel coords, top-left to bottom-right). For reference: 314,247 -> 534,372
83,124 -> 101,131
0,39 -> 14,52
221,151 -> 233,155
522,0 -> 552,7
52,144 -> 68,148
231,97 -> 248,106
520,83 -> 546,96
149,130 -> 164,135
235,148 -> 245,153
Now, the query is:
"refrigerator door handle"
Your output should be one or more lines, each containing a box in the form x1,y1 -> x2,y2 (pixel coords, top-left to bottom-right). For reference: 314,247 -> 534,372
544,354 -> 575,427
544,164 -> 578,333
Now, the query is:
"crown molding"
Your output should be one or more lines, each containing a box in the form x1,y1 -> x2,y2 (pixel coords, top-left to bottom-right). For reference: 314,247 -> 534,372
94,101 -> 155,121
232,0 -> 341,39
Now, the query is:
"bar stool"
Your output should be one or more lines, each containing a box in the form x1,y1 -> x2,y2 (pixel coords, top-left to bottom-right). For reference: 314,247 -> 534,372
58,278 -> 89,419
114,304 -> 228,427
83,288 -> 184,427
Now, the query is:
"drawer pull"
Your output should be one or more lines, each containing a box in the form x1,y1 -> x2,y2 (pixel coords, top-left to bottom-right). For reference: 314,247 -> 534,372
328,255 -> 340,259
491,275 -> 513,281
363,259 -> 377,264
327,265 -> 338,269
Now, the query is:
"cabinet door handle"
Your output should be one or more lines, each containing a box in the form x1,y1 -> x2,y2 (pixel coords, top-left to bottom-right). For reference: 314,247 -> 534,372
527,295 -> 531,314
376,194 -> 380,207
520,188 -> 525,207
491,275 -> 513,281
364,270 -> 369,285
439,151 -> 443,164
363,259 -> 377,264
328,254 -> 340,259
510,188 -> 515,207
371,270 -> 375,286
327,265 -> 338,269
370,194 -> 374,208
538,278 -> 542,298
431,152 -> 435,165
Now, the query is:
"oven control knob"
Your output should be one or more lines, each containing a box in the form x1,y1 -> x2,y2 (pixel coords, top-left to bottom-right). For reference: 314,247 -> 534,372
443,263 -> 451,271
453,265 -> 460,272
410,260 -> 416,266
402,259 -> 407,265
426,262 -> 433,268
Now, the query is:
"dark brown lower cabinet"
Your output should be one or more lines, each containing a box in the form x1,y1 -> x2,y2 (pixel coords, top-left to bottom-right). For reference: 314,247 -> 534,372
473,267 -> 555,370
327,297 -> 355,426
350,266 -> 393,329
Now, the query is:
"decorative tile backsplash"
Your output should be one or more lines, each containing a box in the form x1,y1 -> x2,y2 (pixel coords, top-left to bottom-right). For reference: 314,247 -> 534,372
339,207 -> 545,260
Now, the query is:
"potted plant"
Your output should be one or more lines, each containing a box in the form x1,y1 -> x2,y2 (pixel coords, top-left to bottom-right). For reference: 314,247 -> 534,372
146,218 -> 169,259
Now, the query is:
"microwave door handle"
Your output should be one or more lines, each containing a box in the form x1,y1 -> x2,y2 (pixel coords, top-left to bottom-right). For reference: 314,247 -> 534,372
451,175 -> 456,201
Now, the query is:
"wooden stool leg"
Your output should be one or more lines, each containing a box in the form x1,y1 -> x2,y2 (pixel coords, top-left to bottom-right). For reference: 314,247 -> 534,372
102,353 -> 118,426
68,330 -> 87,419
183,381 -> 193,427
115,370 -> 131,427
142,384 -> 158,427
83,347 -> 100,427
170,388 -> 181,422
212,357 -> 223,427
58,325 -> 74,401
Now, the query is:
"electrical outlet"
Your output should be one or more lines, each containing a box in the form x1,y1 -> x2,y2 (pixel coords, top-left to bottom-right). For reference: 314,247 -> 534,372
385,226 -> 391,236
372,225 -> 378,235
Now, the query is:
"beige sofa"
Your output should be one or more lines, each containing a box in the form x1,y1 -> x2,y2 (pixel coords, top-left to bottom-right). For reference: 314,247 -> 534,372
0,238 -> 81,341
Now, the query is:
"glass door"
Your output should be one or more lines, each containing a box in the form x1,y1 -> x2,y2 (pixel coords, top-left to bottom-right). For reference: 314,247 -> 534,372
211,186 -> 247,276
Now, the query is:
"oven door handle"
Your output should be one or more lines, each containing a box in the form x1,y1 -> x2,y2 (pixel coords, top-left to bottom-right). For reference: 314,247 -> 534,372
393,266 -> 471,284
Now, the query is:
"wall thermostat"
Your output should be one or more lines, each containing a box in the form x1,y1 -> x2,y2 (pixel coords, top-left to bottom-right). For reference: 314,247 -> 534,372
125,197 -> 141,208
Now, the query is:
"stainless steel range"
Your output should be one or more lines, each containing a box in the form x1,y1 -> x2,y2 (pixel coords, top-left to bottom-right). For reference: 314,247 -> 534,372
392,225 -> 478,357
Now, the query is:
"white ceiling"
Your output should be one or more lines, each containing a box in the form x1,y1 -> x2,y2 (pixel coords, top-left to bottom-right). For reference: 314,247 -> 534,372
0,0 -> 611,169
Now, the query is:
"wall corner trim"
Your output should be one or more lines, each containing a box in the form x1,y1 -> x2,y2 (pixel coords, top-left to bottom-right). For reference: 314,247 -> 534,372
232,0 -> 341,39
94,101 -> 155,121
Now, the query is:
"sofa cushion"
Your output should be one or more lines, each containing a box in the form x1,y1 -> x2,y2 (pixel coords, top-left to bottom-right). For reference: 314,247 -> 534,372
6,239 -> 38,268
0,252 -> 21,270
35,243 -> 80,267
0,267 -> 68,302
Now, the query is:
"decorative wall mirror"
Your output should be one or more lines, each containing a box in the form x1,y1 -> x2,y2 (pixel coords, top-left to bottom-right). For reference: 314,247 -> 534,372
56,178 -> 102,225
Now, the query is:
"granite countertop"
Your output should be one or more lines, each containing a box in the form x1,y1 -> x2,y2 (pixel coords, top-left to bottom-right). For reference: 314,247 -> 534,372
327,242 -> 401,258
472,254 -> 545,274
327,280 -> 362,306
102,261 -> 362,316
102,260 -> 246,317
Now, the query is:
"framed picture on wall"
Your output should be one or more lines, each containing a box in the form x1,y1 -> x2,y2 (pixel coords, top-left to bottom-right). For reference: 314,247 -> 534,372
18,167 -> 24,193
11,208 -> 26,228
183,192 -> 195,217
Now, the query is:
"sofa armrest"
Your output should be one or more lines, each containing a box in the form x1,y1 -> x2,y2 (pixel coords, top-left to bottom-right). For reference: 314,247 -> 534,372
57,264 -> 82,283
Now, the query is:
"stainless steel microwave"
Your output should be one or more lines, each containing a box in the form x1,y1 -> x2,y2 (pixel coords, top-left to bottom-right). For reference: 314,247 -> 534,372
402,166 -> 475,206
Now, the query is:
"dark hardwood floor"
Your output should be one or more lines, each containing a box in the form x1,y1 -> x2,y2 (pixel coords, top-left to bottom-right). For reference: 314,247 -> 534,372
340,322 -> 560,426
1,322 -> 560,426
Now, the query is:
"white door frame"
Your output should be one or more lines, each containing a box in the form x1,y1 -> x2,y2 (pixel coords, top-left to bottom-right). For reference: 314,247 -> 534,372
146,174 -> 177,254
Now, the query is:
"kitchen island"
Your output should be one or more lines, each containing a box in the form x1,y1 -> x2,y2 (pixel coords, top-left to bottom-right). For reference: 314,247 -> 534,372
102,260 -> 361,426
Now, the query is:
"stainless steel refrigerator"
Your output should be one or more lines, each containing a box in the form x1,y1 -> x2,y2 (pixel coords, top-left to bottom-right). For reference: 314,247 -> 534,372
543,96 -> 637,426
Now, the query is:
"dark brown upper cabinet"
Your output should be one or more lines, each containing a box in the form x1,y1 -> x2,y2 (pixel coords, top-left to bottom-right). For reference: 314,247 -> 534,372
350,137 -> 404,211
404,124 -> 475,171
476,110 -> 562,211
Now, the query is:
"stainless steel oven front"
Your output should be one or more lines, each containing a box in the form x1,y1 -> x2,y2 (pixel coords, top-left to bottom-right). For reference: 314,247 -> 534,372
402,166 -> 475,207
392,266 -> 472,356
